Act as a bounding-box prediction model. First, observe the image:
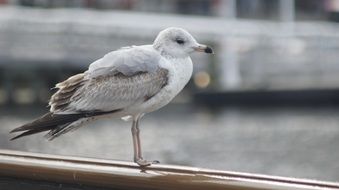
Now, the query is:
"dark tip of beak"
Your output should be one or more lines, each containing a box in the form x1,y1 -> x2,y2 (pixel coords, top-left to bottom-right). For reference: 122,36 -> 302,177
205,46 -> 213,54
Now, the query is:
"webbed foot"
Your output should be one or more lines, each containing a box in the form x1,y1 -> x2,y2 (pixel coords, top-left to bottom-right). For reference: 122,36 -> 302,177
135,158 -> 160,167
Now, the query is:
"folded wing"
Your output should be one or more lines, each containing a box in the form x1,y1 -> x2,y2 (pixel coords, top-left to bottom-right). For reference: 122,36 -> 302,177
11,46 -> 168,140
50,46 -> 168,114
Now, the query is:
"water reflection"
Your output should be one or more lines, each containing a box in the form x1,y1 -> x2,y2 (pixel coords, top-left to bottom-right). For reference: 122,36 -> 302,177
1,105 -> 339,182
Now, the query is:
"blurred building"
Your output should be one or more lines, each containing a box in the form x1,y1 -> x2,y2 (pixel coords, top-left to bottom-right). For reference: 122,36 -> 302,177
1,0 -> 334,21
1,0 -> 339,106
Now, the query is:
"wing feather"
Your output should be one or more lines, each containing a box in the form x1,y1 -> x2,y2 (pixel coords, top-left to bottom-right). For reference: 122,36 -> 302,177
49,73 -> 87,112
49,46 -> 168,114
66,68 -> 168,113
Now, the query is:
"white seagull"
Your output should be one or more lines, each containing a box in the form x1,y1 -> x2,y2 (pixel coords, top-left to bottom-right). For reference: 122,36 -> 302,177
10,27 -> 213,166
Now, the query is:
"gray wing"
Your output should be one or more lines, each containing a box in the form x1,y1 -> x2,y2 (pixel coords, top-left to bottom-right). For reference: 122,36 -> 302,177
87,45 -> 161,78
49,46 -> 168,114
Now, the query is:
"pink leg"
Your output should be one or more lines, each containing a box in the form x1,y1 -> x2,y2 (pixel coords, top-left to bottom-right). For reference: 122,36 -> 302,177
131,115 -> 159,167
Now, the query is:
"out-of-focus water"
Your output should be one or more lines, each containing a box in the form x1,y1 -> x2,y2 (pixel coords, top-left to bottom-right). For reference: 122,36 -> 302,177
1,105 -> 339,182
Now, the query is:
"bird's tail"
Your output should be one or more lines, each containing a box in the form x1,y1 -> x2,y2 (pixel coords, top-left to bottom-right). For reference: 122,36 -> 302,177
10,109 -> 121,141
10,112 -> 85,141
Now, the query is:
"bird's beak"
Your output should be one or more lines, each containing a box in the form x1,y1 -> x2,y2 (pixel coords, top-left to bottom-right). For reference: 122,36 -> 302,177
194,44 -> 214,54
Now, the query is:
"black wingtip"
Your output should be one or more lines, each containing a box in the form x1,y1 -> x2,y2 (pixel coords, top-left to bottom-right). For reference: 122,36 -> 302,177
10,128 -> 52,141
10,126 -> 30,140
9,112 -> 54,134
10,110 -> 120,140
10,128 -> 22,133
10,123 -> 32,133
10,136 -> 20,141
10,132 -> 26,141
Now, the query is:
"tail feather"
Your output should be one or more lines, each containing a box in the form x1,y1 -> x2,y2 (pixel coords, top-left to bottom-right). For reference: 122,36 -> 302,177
10,112 -> 83,141
10,109 -> 121,141
10,127 -> 55,141
44,124 -> 70,141
44,119 -> 87,141
10,112 -> 83,133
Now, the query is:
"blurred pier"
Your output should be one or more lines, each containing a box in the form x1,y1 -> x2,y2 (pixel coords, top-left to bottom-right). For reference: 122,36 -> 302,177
195,89 -> 339,107
1,6 -> 339,106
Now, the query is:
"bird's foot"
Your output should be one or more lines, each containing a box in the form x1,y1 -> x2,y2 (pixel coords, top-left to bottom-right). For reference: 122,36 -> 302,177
135,158 -> 160,167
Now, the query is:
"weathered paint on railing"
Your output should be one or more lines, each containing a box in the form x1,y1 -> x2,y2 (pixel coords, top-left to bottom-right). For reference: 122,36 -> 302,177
0,149 -> 338,190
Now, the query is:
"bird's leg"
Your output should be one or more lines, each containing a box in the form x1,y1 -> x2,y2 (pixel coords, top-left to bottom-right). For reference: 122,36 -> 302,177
131,115 -> 159,167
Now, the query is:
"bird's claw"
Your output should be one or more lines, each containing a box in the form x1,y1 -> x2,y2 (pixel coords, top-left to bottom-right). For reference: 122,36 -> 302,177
136,159 -> 160,167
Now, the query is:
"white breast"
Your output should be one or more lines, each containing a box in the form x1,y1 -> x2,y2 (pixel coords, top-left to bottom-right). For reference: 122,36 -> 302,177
131,56 -> 193,114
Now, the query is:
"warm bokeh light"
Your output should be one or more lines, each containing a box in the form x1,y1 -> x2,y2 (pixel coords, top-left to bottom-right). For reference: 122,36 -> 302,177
13,88 -> 35,104
194,71 -> 211,89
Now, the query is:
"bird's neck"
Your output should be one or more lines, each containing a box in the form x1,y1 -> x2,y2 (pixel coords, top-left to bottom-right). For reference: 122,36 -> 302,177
153,45 -> 189,59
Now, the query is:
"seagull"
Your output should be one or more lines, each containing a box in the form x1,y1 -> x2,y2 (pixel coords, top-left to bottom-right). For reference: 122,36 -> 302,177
10,27 -> 213,166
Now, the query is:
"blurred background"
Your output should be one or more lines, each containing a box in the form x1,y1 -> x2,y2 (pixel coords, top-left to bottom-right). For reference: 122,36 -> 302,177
1,0 -> 339,182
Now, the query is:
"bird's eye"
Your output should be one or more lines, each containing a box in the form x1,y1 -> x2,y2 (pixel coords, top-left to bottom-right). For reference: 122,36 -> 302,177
176,38 -> 185,45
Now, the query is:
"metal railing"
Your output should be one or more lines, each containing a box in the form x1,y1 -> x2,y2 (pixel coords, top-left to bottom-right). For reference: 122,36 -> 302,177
0,149 -> 338,190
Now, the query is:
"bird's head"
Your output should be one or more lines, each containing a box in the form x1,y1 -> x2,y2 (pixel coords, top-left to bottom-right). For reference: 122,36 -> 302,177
153,27 -> 213,58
